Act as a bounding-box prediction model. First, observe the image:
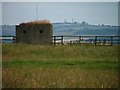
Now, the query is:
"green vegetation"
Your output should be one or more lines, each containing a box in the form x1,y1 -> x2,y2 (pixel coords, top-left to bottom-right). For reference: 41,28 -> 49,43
2,44 -> 119,88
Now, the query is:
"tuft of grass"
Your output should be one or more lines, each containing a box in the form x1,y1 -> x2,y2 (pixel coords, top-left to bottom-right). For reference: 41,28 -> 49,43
19,20 -> 52,26
2,44 -> 119,88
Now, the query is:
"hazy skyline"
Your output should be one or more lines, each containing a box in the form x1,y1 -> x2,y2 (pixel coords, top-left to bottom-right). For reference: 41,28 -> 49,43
1,0 -> 119,2
2,2 -> 118,25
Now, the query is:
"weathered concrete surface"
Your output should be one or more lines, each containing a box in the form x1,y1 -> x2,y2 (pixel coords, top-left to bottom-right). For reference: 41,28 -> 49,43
16,24 -> 53,44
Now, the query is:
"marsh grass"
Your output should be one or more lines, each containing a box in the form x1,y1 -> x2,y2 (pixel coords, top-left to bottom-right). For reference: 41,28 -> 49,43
2,44 -> 119,88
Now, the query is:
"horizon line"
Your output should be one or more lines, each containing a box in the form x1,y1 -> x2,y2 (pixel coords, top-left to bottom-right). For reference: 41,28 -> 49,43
1,22 -> 118,26
1,0 -> 120,2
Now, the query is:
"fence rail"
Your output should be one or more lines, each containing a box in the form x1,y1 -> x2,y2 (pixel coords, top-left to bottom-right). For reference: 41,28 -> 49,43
52,35 -> 120,45
0,36 -> 16,43
0,35 -> 120,45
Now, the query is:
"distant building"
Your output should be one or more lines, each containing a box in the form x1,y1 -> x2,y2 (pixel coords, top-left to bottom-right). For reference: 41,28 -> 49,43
16,20 -> 53,44
81,21 -> 88,25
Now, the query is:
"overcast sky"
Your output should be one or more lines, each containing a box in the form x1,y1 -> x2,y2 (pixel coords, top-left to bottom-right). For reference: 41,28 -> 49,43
2,2 -> 118,25
1,0 -> 119,2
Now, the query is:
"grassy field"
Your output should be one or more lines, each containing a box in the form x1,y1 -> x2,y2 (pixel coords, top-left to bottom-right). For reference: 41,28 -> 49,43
2,44 -> 119,88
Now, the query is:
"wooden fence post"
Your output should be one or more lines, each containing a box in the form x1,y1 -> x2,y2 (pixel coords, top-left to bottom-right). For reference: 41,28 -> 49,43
79,36 -> 81,45
118,37 -> 120,45
95,36 -> 97,45
54,36 -> 56,45
13,36 -> 16,43
61,36 -> 63,45
111,36 -> 113,46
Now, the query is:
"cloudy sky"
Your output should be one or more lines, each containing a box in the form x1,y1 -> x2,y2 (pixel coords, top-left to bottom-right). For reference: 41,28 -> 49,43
1,2 -> 119,25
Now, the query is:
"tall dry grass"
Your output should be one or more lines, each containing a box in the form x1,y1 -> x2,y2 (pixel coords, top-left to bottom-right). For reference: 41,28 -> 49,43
2,44 -> 119,88
3,67 -> 118,88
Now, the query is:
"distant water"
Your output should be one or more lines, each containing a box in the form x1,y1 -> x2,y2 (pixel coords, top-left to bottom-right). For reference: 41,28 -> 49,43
0,24 -> 119,44
0,25 -> 16,36
1,24 -> 119,36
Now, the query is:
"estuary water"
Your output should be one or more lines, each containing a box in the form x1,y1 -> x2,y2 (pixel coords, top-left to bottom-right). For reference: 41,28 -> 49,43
0,23 -> 119,44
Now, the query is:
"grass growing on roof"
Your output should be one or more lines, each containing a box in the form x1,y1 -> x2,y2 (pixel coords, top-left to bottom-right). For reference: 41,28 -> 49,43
19,20 -> 52,26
